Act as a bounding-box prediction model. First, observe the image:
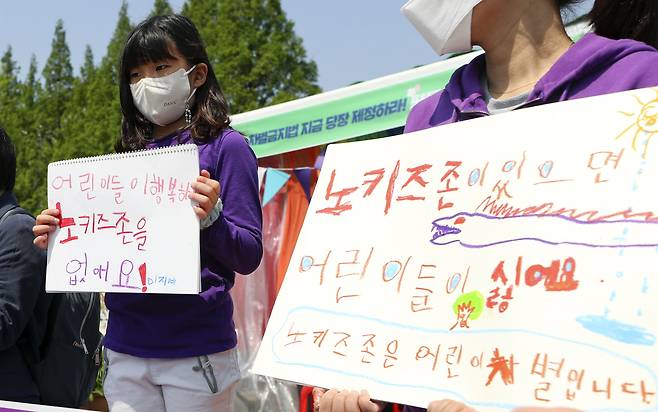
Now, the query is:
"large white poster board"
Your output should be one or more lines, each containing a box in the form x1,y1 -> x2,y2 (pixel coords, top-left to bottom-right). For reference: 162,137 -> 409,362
253,88 -> 658,410
46,144 -> 200,294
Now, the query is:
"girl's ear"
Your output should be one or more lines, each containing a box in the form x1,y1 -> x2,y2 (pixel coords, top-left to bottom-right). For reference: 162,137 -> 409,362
191,63 -> 208,89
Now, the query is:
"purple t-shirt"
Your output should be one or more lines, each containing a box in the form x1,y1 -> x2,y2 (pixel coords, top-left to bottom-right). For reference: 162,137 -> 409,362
103,128 -> 263,358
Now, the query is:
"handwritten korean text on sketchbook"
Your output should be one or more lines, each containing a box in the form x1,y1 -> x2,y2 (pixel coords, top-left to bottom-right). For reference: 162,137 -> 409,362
46,144 -> 200,294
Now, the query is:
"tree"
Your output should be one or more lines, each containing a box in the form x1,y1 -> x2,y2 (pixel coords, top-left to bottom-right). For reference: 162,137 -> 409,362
0,47 -> 20,111
23,56 -> 41,109
98,1 -> 133,85
80,1 -> 133,156
81,45 -> 96,82
0,47 -> 20,122
24,20 -> 76,212
43,20 -> 74,95
1,46 -> 18,79
181,0 -> 218,35
41,19 -> 74,141
6,54 -> 48,213
56,46 -> 96,163
182,0 -> 321,113
150,0 -> 174,17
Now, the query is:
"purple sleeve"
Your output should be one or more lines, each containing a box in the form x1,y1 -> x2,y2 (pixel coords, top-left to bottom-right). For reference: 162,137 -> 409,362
586,50 -> 658,94
202,131 -> 263,275
403,406 -> 427,412
403,91 -> 443,134
622,51 -> 658,88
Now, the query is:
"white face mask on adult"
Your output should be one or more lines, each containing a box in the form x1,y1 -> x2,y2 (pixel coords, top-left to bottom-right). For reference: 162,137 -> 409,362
401,0 -> 482,56
130,65 -> 197,127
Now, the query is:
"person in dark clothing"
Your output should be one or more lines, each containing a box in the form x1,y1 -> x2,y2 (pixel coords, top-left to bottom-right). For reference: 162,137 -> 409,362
0,127 -> 50,403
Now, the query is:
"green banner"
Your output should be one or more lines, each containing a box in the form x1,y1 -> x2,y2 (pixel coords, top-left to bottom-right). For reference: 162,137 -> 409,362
232,69 -> 457,158
233,21 -> 590,159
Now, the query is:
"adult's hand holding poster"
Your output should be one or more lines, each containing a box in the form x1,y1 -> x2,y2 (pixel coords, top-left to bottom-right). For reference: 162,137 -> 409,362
253,88 -> 658,410
46,144 -> 200,294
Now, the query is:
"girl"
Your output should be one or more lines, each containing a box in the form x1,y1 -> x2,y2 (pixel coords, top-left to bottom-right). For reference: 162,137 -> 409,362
33,15 -> 262,412
317,0 -> 658,410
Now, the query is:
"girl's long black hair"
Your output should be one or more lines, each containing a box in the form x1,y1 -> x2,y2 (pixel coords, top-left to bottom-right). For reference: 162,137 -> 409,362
117,14 -> 231,152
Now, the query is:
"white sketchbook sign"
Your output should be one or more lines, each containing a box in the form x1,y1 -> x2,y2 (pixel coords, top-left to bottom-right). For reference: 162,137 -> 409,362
46,144 -> 200,294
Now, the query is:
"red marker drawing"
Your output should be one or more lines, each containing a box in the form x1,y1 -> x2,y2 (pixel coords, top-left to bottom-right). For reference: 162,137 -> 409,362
138,263 -> 147,292
55,202 -> 75,228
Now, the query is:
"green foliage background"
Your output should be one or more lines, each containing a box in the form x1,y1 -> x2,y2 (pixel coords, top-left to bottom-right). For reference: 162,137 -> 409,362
1,0 -> 320,214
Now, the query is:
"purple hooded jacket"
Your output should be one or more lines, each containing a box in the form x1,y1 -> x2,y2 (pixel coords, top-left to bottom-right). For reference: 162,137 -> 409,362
402,33 -> 658,412
405,33 -> 658,134
103,128 -> 263,358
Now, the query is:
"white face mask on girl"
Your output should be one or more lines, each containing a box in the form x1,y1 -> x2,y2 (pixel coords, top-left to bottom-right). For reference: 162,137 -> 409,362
401,0 -> 482,56
130,65 -> 197,127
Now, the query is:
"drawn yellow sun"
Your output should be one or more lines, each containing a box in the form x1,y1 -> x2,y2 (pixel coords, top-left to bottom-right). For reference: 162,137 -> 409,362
616,89 -> 658,159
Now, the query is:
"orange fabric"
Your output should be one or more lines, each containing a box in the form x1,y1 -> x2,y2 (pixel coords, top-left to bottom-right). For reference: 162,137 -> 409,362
276,178 -> 309,294
259,146 -> 322,169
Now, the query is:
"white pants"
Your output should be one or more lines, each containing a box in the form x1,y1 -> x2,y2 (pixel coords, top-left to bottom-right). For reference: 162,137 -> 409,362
103,348 -> 240,412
